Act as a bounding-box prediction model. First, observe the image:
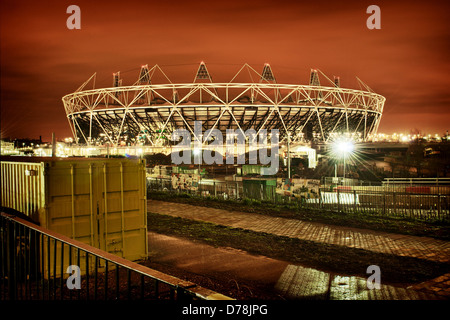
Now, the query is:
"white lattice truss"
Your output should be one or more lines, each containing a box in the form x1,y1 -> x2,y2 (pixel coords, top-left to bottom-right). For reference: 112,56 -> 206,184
62,63 -> 385,147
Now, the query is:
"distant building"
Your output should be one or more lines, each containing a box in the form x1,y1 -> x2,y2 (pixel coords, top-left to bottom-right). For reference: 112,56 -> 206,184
0,140 -> 18,155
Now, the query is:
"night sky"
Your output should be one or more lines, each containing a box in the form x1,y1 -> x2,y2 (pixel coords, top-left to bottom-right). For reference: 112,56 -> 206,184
1,0 -> 449,141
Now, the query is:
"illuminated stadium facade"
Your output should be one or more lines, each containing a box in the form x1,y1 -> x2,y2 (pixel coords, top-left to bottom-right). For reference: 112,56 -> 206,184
62,63 -> 385,148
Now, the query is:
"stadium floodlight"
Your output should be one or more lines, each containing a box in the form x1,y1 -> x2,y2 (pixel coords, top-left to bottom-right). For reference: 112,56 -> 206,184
334,76 -> 340,88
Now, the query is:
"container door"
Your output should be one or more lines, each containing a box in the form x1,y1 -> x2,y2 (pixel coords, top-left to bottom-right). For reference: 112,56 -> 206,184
97,161 -> 123,257
96,160 -> 147,260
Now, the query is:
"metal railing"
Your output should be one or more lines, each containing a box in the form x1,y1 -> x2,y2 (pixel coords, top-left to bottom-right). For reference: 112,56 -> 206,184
0,212 -> 232,301
383,177 -> 450,184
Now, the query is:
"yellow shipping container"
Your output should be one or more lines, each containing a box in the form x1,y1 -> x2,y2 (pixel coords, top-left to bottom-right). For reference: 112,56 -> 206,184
1,157 -> 148,265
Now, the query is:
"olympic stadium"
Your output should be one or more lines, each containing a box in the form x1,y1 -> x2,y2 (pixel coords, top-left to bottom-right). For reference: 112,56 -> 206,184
62,63 -> 385,148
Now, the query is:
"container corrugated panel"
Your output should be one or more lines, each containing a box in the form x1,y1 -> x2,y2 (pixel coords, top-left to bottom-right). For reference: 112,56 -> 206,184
1,161 -> 45,222
1,157 -> 148,269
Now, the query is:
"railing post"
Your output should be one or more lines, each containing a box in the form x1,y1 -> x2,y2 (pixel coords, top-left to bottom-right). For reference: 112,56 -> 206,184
127,269 -> 131,300
104,261 -> 108,300
60,242 -> 64,300
154,280 -> 159,299
176,286 -> 185,301
7,220 -> 17,300
176,285 -> 193,301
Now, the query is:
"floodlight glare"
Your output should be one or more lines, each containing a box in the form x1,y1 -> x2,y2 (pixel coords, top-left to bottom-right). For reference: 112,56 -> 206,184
330,137 -> 355,182
332,139 -> 355,158
336,140 -> 354,155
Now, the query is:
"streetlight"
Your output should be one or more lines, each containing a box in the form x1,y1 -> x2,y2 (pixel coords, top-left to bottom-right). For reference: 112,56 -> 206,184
287,133 -> 291,179
193,148 -> 202,175
193,148 -> 202,193
331,138 -> 355,185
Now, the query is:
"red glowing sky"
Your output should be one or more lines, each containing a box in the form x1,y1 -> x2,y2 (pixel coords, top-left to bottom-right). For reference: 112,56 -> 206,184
1,0 -> 449,141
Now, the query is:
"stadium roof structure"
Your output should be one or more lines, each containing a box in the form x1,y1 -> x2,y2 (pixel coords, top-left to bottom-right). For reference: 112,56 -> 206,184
62,62 -> 385,147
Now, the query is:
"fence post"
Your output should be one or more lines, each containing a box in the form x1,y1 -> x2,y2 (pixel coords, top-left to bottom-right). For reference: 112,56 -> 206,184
214,181 -> 217,197
393,192 -> 396,215
409,193 -> 412,219
353,190 -> 357,213
437,194 -> 441,220
319,189 -> 322,210
337,189 -> 340,213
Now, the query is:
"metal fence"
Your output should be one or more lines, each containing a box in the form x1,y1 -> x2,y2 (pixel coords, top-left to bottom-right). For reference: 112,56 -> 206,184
147,177 -> 243,200
311,189 -> 449,221
0,212 -> 232,301
147,178 -> 450,221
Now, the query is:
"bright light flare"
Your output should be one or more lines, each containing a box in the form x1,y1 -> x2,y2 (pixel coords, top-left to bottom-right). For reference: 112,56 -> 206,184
331,138 -> 355,159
